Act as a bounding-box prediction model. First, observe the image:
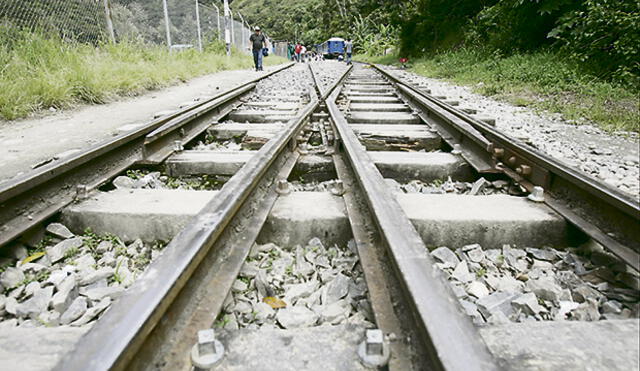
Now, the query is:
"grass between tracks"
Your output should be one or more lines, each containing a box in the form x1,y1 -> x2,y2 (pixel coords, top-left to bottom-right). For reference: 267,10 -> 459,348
359,49 -> 639,133
0,31 -> 286,121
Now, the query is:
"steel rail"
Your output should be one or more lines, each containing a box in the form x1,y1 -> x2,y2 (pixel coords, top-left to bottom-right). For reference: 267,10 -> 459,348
327,83 -> 500,370
54,65 -> 352,371
373,64 -> 640,271
0,63 -> 294,249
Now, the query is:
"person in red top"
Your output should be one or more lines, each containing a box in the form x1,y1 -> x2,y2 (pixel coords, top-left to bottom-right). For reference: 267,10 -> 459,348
294,43 -> 302,63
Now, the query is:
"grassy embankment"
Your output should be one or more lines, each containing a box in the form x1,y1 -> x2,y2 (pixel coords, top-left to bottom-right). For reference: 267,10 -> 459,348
360,49 -> 639,133
0,33 -> 287,121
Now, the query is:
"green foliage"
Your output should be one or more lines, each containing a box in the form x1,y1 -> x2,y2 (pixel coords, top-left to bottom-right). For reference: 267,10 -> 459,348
0,29 -> 283,121
548,0 -> 640,84
383,48 -> 638,133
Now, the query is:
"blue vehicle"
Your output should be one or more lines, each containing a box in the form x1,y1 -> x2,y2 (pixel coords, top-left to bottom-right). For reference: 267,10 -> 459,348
319,37 -> 345,59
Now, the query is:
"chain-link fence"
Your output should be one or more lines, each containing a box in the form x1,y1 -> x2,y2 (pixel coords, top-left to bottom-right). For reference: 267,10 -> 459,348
0,0 -> 263,54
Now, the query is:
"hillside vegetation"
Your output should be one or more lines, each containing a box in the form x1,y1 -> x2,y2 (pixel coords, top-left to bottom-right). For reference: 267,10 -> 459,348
235,0 -> 638,132
0,29 -> 283,121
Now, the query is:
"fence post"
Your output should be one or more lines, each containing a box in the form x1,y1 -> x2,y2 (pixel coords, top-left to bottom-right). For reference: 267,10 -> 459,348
238,12 -> 247,54
224,0 -> 231,55
211,3 -> 221,41
162,0 -> 172,50
195,0 -> 202,52
229,9 -> 235,46
102,0 -> 116,42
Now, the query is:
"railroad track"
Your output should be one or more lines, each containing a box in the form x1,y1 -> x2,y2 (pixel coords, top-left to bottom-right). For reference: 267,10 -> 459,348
0,62 -> 638,371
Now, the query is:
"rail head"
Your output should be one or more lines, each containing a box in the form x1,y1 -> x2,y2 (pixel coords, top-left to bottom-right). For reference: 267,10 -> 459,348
326,82 -> 500,370
53,64 -> 352,371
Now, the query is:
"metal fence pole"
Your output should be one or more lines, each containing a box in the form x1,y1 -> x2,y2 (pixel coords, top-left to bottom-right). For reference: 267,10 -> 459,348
211,3 -> 221,41
102,0 -> 116,43
162,0 -> 172,50
229,9 -> 235,46
223,0 -> 231,55
238,12 -> 247,54
195,0 -> 203,52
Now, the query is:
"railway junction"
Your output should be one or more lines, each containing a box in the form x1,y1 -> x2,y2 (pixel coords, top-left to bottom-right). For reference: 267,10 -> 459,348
0,61 -> 638,371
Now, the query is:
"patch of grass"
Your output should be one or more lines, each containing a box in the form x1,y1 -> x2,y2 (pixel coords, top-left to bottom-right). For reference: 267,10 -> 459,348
0,31 -> 287,121
363,48 -> 639,133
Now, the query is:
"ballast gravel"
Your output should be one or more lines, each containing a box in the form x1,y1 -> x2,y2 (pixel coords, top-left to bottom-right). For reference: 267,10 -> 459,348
431,243 -> 639,325
0,223 -> 165,328
217,238 -> 374,331
381,66 -> 640,199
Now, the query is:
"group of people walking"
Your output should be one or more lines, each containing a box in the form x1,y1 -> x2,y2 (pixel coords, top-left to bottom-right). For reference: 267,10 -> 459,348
248,26 -> 354,71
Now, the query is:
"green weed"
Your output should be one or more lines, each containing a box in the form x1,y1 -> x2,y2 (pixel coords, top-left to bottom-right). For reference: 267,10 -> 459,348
0,30 -> 286,121
362,49 -> 639,133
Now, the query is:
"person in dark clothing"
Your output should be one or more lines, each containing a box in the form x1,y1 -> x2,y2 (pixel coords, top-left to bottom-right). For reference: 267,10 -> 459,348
249,26 -> 267,71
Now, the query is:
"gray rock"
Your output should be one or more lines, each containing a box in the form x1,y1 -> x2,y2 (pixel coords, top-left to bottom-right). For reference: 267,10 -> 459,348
252,302 -> 275,323
284,280 -> 319,305
18,262 -> 47,274
239,262 -> 259,278
487,311 -> 511,325
126,239 -> 143,257
116,260 -> 135,288
60,297 -> 88,325
46,237 -> 83,263
295,246 -> 314,276
276,305 -> 319,328
7,244 -> 28,261
83,286 -> 124,301
602,300 -> 623,314
477,291 -> 519,319
38,310 -> 61,326
46,223 -> 74,239
526,277 -> 561,301
469,178 -> 488,195
484,249 -> 502,266
223,313 -> 239,330
232,279 -> 248,293
319,299 -> 351,324
113,176 -> 135,189
307,238 -> 325,252
24,281 -> 41,297
452,261 -> 474,283
512,292 -> 546,315
466,247 -> 485,264
0,295 -> 6,312
569,299 -> 600,321
254,270 -> 273,298
74,254 -> 96,274
526,248 -> 557,261
4,297 -> 18,315
431,246 -> 460,268
233,300 -> 252,314
80,267 -> 114,286
571,285 -> 603,303
16,286 -> 54,319
98,251 -> 116,267
95,241 -> 113,253
321,273 -> 349,305
0,267 -> 25,289
460,300 -> 484,323
71,297 -> 111,326
45,270 -> 68,288
8,285 -> 25,299
467,281 -> 490,299
51,275 -> 78,313
0,318 -> 18,329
